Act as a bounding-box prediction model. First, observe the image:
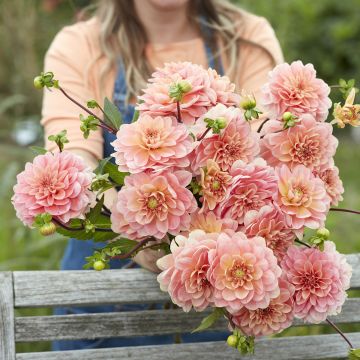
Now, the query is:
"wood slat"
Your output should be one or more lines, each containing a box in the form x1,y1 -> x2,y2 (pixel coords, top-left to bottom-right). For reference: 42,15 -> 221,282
0,272 -> 16,360
12,253 -> 360,308
14,298 -> 360,342
16,332 -> 360,360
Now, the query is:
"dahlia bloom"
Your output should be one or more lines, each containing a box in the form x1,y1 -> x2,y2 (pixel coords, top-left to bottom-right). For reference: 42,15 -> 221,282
208,231 -> 282,313
232,276 -> 295,336
261,60 -> 331,122
313,165 -> 344,206
192,115 -> 259,173
281,242 -> 352,323
243,205 -> 296,261
138,62 -> 239,125
187,210 -> 238,235
260,114 -> 338,170
332,88 -> 360,128
216,159 -> 278,224
12,152 -> 93,226
275,164 -> 330,236
111,170 -> 197,239
111,114 -> 193,173
200,159 -> 232,211
157,230 -> 218,312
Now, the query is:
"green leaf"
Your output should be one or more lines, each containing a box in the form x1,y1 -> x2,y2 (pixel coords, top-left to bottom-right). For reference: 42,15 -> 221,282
29,146 -> 48,155
349,348 -> 360,360
103,162 -> 129,186
94,157 -> 112,175
88,196 -> 104,223
104,97 -> 122,130
192,308 -> 224,333
132,109 -> 140,123
104,238 -> 138,253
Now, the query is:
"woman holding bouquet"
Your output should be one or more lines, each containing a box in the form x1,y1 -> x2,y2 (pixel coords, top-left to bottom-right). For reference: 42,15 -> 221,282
41,0 -> 283,351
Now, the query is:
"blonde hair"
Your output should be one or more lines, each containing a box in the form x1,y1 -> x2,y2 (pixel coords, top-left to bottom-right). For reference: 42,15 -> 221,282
95,0 -> 248,100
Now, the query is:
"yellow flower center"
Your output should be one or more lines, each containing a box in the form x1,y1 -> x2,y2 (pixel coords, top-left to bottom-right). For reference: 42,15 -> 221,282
147,197 -> 158,209
212,180 -> 220,190
234,269 -> 245,278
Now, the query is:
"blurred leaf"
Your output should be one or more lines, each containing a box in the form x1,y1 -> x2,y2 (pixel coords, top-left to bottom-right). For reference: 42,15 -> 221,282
192,308 -> 224,333
104,97 -> 122,130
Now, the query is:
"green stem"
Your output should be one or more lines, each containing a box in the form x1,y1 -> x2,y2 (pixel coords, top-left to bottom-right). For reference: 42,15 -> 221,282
295,238 -> 312,248
111,237 -> 156,260
58,86 -> 117,134
52,218 -> 113,232
326,318 -> 354,349
257,117 -> 270,133
176,101 -> 182,123
197,127 -> 212,141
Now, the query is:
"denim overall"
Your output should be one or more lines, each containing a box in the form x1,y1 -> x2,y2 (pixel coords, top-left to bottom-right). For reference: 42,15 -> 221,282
53,24 -> 226,351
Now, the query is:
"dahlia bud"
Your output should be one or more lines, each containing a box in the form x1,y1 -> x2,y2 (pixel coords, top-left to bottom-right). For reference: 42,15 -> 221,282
169,81 -> 192,101
93,260 -> 106,271
39,222 -> 57,236
33,76 -> 44,89
240,96 -> 256,110
316,227 -> 330,240
282,112 -> 299,129
215,117 -> 227,130
227,334 -> 238,348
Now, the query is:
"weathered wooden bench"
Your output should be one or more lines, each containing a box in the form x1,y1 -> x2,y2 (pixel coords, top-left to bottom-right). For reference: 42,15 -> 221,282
1,253 -> 360,360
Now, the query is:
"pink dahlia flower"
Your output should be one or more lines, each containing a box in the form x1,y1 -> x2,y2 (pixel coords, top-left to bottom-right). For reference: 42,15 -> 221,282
207,68 -> 241,107
232,276 -> 295,336
111,114 -> 193,174
200,159 -> 232,211
243,205 -> 296,261
282,241 -> 352,323
313,165 -> 344,206
138,62 -> 240,126
275,164 -> 330,237
137,62 -> 214,125
216,159 -> 278,224
208,231 -> 282,313
192,115 -> 259,173
157,230 -> 218,312
111,170 -> 197,239
12,152 -> 93,226
260,114 -> 338,170
261,61 -> 331,122
187,210 -> 238,235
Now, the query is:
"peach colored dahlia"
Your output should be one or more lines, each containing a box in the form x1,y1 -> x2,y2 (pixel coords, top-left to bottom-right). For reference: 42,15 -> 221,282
313,165 -> 344,206
192,116 -> 259,173
12,152 -> 93,226
157,230 -> 218,312
232,276 -> 295,336
111,170 -> 197,239
216,159 -> 278,224
261,61 -> 331,122
281,242 -> 352,323
187,210 -> 238,235
243,205 -> 296,261
260,114 -> 338,170
111,114 -> 193,174
275,164 -> 330,237
137,62 -> 215,125
207,231 -> 282,313
200,159 -> 232,212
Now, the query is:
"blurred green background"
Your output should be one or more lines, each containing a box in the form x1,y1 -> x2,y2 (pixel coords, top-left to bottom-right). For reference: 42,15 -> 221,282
0,0 -> 359,353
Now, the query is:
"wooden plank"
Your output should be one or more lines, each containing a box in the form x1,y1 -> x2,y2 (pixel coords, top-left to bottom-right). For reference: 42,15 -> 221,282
14,298 -> 360,342
16,332 -> 360,360
0,272 -> 16,360
13,269 -> 169,308
12,253 -> 360,308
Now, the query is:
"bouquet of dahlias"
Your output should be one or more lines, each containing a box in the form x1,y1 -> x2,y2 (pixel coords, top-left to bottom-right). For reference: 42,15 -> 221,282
13,61 -> 360,357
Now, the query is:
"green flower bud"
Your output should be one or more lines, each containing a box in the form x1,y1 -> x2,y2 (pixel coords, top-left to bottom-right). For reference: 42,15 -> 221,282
87,100 -> 99,109
316,227 -> 330,240
178,80 -> 192,93
349,348 -> 360,360
33,76 -> 44,89
240,97 -> 257,110
227,334 -> 238,348
216,117 -> 227,130
93,260 -> 106,271
39,222 -> 57,236
282,112 -> 293,122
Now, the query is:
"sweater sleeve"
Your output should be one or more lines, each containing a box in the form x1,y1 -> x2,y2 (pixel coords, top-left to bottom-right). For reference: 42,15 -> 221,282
41,21 -> 104,163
